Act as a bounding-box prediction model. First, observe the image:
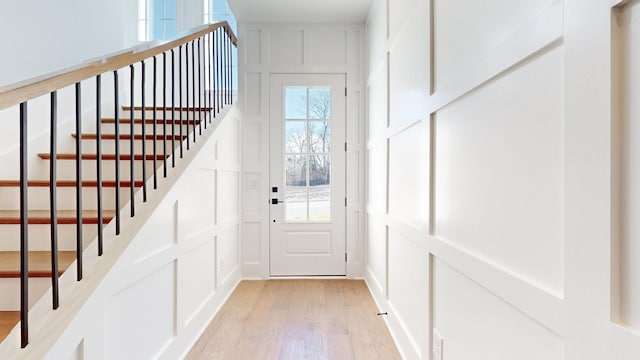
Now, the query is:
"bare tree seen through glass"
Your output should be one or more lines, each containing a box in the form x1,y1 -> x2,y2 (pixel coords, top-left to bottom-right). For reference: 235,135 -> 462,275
284,87 -> 332,221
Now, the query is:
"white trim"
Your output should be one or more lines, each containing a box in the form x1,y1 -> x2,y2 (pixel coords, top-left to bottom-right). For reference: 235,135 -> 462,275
428,1 -> 563,115
367,206 -> 565,336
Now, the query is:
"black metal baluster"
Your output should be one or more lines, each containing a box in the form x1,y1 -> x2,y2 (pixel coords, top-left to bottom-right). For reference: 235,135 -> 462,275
221,31 -> 225,107
212,30 -> 217,120
185,42 -> 191,150
171,49 -> 177,166
213,29 -> 217,116
113,71 -> 121,235
214,29 -> 218,114
218,28 -> 223,113
153,56 -> 158,189
230,33 -> 234,105
49,91 -> 60,310
129,64 -> 135,217
179,45 -> 184,158
19,101 -> 29,348
214,29 -> 218,115
228,32 -> 232,105
224,28 -> 227,104
95,75 -> 104,256
141,61 -> 147,202
191,40 -> 198,141
223,31 -> 226,105
225,31 -> 229,105
75,82 -> 83,280
162,52 -> 168,177
199,37 -> 205,131
205,32 -> 212,124
216,29 -> 219,110
204,36 -> 209,126
215,28 -> 220,114
213,31 -> 217,119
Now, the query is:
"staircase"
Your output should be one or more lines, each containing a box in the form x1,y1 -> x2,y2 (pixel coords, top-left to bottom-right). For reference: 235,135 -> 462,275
0,21 -> 236,352
0,107 -> 204,343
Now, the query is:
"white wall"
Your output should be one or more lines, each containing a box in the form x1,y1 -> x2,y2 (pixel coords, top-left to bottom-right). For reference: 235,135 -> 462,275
0,107 -> 242,359
0,0 -> 217,87
179,0 -> 206,33
237,23 -> 366,278
0,0 -> 137,191
366,0 -> 640,359
0,0 -> 215,193
0,1 -> 138,88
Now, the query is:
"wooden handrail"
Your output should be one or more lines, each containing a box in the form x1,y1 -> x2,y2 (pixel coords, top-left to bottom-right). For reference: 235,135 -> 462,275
0,21 -> 237,111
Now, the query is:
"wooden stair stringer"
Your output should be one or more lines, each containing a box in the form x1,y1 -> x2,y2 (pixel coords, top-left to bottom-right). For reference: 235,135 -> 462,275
0,105 -> 235,359
0,312 -> 18,343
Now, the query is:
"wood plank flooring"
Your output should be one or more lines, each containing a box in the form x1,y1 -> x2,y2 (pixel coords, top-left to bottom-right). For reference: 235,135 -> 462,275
187,280 -> 402,360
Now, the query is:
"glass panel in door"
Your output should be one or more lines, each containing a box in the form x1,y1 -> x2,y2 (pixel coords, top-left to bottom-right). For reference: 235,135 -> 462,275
283,87 -> 332,222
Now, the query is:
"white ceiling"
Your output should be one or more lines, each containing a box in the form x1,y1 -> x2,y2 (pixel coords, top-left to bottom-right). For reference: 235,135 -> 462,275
227,0 -> 373,24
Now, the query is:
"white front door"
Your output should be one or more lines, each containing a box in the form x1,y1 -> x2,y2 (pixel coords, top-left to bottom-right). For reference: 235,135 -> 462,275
269,74 -> 346,276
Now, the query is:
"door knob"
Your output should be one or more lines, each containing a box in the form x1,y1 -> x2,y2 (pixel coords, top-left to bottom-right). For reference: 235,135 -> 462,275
271,198 -> 283,205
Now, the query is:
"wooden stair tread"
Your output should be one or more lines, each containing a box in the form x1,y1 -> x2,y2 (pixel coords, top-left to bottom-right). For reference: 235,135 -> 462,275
101,118 -> 201,125
0,251 -> 76,278
122,105 -> 212,111
72,133 -> 186,140
0,210 -> 114,225
38,153 -> 169,161
0,180 -> 143,187
0,311 -> 19,343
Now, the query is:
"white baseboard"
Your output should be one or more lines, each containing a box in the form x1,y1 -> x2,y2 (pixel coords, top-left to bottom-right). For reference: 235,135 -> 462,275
364,269 -> 422,360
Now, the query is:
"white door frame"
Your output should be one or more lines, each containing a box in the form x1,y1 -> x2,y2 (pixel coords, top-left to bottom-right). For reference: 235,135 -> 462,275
268,73 -> 347,276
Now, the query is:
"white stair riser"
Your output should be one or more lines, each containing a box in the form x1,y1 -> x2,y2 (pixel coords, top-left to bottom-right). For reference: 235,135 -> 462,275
79,138 -> 185,155
0,222 -> 105,251
100,123 -> 203,137
50,159 -> 163,182
125,109 -> 210,120
0,187 -> 133,210
0,277 -> 67,311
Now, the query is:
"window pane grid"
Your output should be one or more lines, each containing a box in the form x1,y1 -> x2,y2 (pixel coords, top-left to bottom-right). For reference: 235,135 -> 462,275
284,86 -> 332,222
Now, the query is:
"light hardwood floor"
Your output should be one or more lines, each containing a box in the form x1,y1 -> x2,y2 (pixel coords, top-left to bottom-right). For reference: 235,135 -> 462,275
186,280 -> 402,360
